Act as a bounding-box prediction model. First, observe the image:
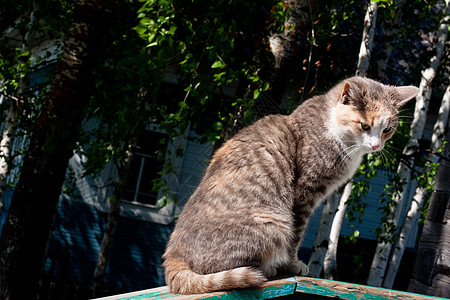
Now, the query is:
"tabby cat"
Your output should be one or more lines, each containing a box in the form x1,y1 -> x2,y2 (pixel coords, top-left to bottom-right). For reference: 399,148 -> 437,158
163,76 -> 419,294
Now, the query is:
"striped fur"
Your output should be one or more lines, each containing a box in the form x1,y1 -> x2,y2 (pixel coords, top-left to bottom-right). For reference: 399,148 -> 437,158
164,257 -> 266,294
163,77 -> 419,294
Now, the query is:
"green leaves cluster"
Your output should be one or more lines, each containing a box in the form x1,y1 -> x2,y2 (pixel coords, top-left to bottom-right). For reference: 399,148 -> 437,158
134,0 -> 274,145
126,0 -> 277,206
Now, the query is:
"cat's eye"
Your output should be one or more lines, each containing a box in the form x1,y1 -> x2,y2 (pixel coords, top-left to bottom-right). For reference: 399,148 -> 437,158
383,127 -> 393,134
361,123 -> 371,131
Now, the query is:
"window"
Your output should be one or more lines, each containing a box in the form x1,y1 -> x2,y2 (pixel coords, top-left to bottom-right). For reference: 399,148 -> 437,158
122,130 -> 168,207
29,62 -> 57,89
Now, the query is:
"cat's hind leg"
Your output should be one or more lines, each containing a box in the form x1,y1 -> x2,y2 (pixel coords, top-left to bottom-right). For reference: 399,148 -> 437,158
260,247 -> 290,278
260,263 -> 278,278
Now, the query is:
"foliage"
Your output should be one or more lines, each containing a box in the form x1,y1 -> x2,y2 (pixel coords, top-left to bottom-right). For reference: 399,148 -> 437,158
340,0 -> 447,246
134,0 -> 277,144
0,1 -> 72,195
1,0 -> 449,292
123,0 -> 282,203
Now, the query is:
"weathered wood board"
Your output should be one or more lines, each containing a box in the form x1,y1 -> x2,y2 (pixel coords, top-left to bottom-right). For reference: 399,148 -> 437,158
93,277 -> 297,300
295,277 -> 448,300
93,276 -> 449,300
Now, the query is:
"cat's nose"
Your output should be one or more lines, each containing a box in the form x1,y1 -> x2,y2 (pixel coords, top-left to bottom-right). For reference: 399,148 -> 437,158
371,144 -> 380,150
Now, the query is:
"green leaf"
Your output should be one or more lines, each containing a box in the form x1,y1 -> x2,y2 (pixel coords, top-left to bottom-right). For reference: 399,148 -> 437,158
253,89 -> 261,99
134,24 -> 147,35
157,196 -> 170,209
169,25 -> 177,35
147,33 -> 156,43
211,60 -> 225,68
212,121 -> 223,131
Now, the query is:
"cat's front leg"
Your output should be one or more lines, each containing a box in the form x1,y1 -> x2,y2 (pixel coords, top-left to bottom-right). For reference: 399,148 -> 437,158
284,260 -> 309,275
285,202 -> 313,276
278,238 -> 309,276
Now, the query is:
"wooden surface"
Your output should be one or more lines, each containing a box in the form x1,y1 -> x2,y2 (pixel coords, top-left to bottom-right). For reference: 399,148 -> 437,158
93,277 -> 297,300
93,276 -> 449,300
295,277 -> 448,300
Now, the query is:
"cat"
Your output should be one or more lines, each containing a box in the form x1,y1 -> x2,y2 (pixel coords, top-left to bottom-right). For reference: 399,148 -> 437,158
163,76 -> 419,294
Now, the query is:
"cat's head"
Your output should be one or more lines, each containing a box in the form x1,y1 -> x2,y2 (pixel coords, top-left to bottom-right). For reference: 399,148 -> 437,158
328,76 -> 419,154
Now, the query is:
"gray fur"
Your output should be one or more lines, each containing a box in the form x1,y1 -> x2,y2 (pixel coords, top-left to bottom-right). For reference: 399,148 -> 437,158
163,76 -> 419,294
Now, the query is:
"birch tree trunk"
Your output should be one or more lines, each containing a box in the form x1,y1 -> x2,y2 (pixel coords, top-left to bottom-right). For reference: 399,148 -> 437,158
407,128 -> 450,297
367,2 -> 449,286
266,0 -> 312,98
308,192 -> 341,277
0,2 -> 37,213
91,147 -> 135,297
220,0 -> 312,144
382,85 -> 450,289
429,85 -> 450,163
90,82 -> 146,295
376,0 -> 407,80
0,100 -> 17,212
307,0 -> 377,277
323,182 -> 352,280
0,1 -> 112,298
355,1 -> 378,77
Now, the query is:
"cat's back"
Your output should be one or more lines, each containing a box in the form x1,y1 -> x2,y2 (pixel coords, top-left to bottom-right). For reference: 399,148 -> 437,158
168,113 -> 299,242
163,114 -> 299,274
182,97 -> 331,211
211,114 -> 298,170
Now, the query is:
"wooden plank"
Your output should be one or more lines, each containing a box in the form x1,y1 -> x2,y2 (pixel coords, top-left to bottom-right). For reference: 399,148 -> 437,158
93,275 -> 449,300
295,277 -> 449,300
92,276 -> 297,300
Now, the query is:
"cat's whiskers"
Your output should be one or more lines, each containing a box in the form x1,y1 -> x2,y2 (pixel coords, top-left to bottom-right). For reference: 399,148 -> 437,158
380,147 -> 397,170
396,116 -> 414,124
385,144 -> 402,153
378,149 -> 392,171
337,144 -> 361,168
396,120 -> 413,125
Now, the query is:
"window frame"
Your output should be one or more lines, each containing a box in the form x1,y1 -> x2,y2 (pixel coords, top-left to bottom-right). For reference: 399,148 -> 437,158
120,124 -> 189,224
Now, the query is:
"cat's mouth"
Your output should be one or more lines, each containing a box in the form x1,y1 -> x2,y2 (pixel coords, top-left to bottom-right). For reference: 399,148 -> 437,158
366,145 -> 383,153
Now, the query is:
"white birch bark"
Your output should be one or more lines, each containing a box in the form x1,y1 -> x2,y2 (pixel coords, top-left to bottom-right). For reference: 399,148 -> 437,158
355,1 -> 378,77
430,84 -> 450,163
308,192 -> 341,277
0,3 -> 37,211
0,101 -> 17,210
307,0 -> 377,277
377,0 -> 407,79
269,0 -> 310,70
367,2 -> 449,286
382,84 -> 450,288
323,182 -> 352,280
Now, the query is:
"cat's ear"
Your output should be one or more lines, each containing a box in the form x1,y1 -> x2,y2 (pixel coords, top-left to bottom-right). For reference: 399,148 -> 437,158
340,82 -> 352,105
394,86 -> 419,107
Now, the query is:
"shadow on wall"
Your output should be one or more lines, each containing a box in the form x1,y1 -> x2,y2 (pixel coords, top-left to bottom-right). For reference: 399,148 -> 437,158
41,197 -> 173,298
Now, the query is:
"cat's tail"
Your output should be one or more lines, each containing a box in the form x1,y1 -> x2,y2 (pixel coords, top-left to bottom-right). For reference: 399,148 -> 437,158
163,256 -> 267,294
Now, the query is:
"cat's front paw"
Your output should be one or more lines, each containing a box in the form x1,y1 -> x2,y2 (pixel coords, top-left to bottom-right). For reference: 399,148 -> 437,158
286,261 -> 309,276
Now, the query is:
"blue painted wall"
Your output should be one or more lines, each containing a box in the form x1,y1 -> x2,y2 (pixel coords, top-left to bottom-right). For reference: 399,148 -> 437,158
43,199 -> 173,293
